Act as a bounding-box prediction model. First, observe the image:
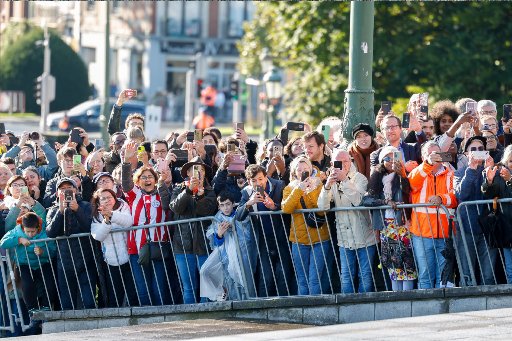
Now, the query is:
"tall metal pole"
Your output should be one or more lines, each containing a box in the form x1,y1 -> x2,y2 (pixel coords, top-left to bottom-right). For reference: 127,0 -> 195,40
341,1 -> 375,142
184,69 -> 195,130
100,1 -> 111,148
39,25 -> 51,132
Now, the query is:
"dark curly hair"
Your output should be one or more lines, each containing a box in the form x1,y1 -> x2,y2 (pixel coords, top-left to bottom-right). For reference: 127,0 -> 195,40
430,100 -> 460,136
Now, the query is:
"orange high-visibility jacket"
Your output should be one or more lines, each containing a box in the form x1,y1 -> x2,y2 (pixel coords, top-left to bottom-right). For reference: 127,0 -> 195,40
408,161 -> 457,239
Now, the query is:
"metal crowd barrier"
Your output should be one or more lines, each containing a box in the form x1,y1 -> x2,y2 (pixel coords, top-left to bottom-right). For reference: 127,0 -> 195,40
455,198 -> 512,288
0,202 -> 492,327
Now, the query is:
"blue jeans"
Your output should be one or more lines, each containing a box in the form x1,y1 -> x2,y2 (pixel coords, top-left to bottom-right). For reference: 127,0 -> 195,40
291,241 -> 330,295
412,236 -> 446,289
339,245 -> 377,294
175,254 -> 208,304
455,230 -> 497,286
503,248 -> 512,284
129,255 -> 168,306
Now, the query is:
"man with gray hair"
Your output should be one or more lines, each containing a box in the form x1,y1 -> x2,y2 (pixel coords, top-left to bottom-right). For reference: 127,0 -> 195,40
408,140 -> 457,289
318,149 -> 378,293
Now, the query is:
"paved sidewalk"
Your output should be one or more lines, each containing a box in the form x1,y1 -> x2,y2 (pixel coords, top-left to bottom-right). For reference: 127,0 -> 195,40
18,308 -> 512,340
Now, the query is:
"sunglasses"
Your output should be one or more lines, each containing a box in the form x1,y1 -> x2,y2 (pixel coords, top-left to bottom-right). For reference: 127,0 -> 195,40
469,146 -> 485,151
382,156 -> 393,162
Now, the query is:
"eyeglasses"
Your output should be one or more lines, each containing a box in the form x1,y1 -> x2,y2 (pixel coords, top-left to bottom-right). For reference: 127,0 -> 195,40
10,183 -> 26,188
470,146 -> 485,151
97,178 -> 113,185
99,196 -> 114,202
113,139 -> 126,145
140,175 -> 155,181
484,124 -> 497,128
485,136 -> 497,141
62,158 -> 74,164
382,156 -> 393,162
382,125 -> 400,131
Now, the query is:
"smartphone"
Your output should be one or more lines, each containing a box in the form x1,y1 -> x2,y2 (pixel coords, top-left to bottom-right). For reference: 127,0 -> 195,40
504,104 -> 512,122
0,123 -> 5,135
73,154 -> 81,168
20,186 -> 29,196
29,132 -> 40,140
227,154 -> 246,176
186,131 -> 194,142
192,165 -> 200,179
333,161 -> 343,170
227,143 -> 236,153
402,113 -> 411,129
472,150 -> 490,160
273,145 -> 282,157
393,151 -> 402,163
286,122 -> 305,131
381,101 -> 392,115
156,158 -> 167,173
170,149 -> 188,167
419,92 -> 429,118
466,101 -> 477,114
69,128 -> 83,144
438,152 -> 454,163
255,185 -> 265,198
301,171 -> 310,182
204,144 -> 217,156
64,189 -> 74,203
279,128 -> 289,146
234,122 -> 244,131
321,125 -> 331,144
194,129 -> 203,142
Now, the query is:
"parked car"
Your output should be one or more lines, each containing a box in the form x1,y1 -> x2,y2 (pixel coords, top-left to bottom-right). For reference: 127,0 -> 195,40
46,98 -> 146,132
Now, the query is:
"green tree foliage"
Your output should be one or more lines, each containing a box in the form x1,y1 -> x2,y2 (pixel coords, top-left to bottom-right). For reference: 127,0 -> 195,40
239,2 -> 512,123
0,24 -> 90,114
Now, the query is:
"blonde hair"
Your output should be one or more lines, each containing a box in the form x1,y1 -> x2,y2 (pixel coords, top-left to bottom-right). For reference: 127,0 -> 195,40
289,156 -> 313,181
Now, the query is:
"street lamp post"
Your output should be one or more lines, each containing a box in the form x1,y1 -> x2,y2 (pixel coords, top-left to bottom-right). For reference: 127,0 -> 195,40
262,67 -> 282,140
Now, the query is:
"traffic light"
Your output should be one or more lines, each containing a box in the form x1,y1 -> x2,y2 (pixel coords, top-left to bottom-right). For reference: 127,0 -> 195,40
34,76 -> 43,105
229,79 -> 239,100
196,78 -> 204,98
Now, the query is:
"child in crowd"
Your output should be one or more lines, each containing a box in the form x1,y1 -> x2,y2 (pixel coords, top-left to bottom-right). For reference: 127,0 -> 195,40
202,191 -> 257,301
0,212 -> 56,311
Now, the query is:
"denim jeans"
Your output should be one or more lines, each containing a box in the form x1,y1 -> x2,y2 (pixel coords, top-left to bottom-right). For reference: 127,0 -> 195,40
291,240 -> 330,295
175,254 -> 208,304
411,236 -> 446,289
339,245 -> 377,294
502,248 -> 512,284
129,255 -> 168,306
58,262 -> 97,310
455,230 -> 497,286
256,241 -> 294,297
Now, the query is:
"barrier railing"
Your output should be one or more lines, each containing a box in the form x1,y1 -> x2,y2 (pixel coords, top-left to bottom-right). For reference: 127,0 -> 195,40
5,201 -> 509,331
455,198 -> 512,288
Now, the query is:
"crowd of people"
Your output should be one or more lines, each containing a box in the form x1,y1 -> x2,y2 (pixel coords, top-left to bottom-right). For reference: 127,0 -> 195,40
0,89 -> 511,326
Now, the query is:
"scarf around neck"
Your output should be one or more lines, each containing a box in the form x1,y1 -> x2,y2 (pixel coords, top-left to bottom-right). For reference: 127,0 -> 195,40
349,141 -> 378,179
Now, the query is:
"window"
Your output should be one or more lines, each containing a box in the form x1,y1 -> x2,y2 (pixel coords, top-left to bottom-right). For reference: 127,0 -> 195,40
166,2 -> 201,37
86,0 -> 95,11
227,1 -> 255,38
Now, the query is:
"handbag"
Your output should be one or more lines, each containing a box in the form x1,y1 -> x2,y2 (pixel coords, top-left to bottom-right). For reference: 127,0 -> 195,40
478,197 -> 512,248
380,238 -> 415,270
299,197 -> 327,229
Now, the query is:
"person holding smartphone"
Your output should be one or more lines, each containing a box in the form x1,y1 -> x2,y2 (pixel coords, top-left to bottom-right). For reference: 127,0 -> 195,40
362,146 -> 417,291
454,136 -> 497,286
281,156 -> 329,295
46,177 -> 96,310
2,175 -> 46,233
164,156 -> 217,304
236,164 -> 292,297
108,89 -> 144,137
318,150 -> 377,294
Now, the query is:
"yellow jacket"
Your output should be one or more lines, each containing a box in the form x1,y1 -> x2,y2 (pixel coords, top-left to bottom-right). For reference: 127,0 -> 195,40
282,180 -> 330,245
